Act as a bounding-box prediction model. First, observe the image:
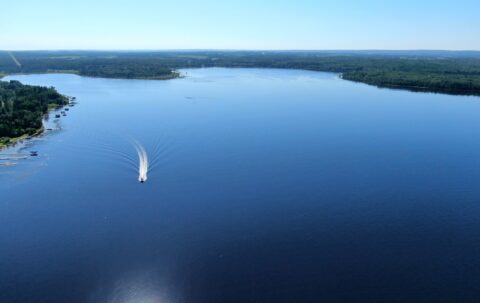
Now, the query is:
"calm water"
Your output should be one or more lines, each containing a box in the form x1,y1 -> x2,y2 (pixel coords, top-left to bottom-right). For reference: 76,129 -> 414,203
2,68 -> 480,302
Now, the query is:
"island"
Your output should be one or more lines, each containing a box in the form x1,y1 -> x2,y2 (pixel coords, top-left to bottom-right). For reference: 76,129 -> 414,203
0,80 -> 69,149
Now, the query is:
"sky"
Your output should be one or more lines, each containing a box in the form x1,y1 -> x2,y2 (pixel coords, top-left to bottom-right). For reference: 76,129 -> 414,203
1,0 -> 479,50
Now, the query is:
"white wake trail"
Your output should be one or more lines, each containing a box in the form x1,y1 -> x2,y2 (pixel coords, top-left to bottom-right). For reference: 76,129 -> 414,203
133,141 -> 149,183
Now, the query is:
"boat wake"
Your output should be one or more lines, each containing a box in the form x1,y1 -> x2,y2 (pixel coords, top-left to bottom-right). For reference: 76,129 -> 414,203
73,131 -> 173,183
133,141 -> 149,183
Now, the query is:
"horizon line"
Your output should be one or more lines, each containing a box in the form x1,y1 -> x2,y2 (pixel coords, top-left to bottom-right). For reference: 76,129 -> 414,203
2,49 -> 480,52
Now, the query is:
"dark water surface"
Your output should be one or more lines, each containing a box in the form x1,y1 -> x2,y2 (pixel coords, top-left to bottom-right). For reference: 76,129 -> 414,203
2,68 -> 480,302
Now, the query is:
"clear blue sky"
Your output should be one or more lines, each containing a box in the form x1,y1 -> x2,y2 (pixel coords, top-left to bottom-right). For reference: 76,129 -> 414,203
1,0 -> 479,50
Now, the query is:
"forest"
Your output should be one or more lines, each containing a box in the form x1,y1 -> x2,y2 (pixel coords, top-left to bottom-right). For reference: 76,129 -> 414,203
0,80 -> 68,145
1,50 -> 480,95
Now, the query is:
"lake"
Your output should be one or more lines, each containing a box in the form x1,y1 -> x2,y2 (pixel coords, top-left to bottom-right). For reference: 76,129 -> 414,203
2,68 -> 480,302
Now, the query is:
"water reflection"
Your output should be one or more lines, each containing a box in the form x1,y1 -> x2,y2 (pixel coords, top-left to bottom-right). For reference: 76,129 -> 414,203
105,271 -> 170,303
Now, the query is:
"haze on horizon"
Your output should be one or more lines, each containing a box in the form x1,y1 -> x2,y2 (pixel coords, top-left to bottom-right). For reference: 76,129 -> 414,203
1,0 -> 480,51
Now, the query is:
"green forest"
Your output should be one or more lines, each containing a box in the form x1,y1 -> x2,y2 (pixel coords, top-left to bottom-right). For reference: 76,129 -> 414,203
1,50 -> 480,95
0,80 -> 68,146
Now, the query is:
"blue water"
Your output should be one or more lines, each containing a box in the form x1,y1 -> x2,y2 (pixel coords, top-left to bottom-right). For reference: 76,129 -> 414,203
2,68 -> 480,302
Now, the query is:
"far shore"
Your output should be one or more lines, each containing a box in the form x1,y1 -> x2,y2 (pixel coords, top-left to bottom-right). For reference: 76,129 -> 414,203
0,69 -> 182,81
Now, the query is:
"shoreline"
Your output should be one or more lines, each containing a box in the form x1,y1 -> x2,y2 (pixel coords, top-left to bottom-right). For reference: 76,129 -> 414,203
0,100 -> 73,151
1,70 -> 182,81
3,68 -> 478,96
0,128 -> 44,151
342,76 -> 480,97
1,67 -> 478,151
